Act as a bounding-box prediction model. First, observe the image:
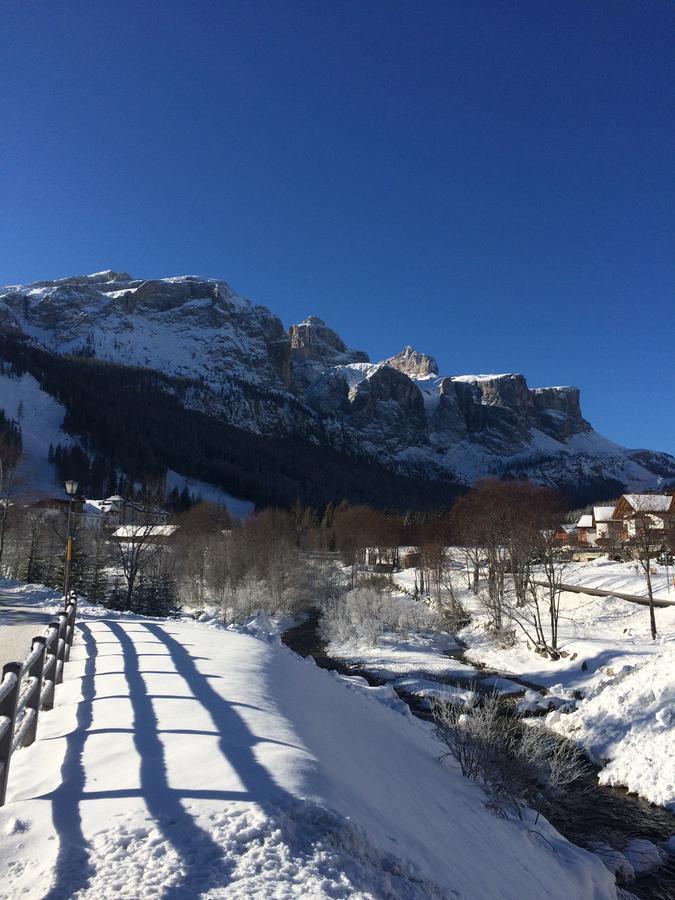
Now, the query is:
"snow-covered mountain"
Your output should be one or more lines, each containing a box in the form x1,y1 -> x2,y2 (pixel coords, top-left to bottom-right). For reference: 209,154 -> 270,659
1,270 -> 673,502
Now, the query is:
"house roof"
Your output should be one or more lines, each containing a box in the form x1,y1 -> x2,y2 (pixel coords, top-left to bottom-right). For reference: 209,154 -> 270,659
613,494 -> 674,518
593,506 -> 616,523
82,501 -> 105,517
576,514 -> 594,529
112,524 -> 179,539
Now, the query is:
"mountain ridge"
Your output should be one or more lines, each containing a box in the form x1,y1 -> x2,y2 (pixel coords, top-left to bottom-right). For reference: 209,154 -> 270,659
1,270 -> 673,506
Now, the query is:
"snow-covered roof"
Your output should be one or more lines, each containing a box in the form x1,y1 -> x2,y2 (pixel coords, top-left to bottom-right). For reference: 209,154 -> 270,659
113,524 -> 179,539
593,506 -> 616,523
576,514 -> 594,529
82,501 -> 105,517
622,494 -> 673,514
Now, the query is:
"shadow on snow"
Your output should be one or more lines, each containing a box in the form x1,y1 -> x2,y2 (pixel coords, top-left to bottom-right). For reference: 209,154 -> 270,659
42,618 -> 294,898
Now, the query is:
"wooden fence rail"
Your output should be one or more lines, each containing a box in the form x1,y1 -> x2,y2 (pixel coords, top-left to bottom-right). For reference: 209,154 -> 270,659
0,597 -> 77,806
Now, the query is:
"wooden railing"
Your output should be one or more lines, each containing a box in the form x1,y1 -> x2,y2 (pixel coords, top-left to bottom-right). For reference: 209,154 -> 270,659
0,598 -> 77,806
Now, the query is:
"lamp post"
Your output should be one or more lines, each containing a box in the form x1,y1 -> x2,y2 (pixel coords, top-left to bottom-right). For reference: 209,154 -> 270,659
63,480 -> 78,605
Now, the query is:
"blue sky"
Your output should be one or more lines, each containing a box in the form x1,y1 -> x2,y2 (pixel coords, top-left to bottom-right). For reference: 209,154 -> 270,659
1,1 -> 673,453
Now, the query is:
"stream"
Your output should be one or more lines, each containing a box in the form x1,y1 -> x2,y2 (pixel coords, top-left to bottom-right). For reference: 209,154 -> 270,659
282,612 -> 675,900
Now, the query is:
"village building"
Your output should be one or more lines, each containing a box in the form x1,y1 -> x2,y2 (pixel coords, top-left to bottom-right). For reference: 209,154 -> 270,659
575,513 -> 596,547
611,494 -> 675,538
592,505 -> 623,543
553,523 -> 577,547
82,496 -> 169,531
111,523 -> 180,545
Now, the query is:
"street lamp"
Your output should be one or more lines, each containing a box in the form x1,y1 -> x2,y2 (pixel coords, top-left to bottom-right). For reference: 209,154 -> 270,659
63,480 -> 79,605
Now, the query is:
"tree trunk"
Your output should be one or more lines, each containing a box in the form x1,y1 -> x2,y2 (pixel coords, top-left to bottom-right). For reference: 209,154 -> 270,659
645,567 -> 657,640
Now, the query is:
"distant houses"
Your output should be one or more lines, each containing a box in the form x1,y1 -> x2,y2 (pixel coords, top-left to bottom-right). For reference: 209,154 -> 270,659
26,493 -> 173,535
82,495 -> 169,531
562,493 -> 675,556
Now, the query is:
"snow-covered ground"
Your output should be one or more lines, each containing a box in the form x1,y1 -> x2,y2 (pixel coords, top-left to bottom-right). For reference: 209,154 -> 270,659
0,593 -> 615,899
326,631 -> 470,680
390,559 -> 675,695
547,646 -> 675,811
562,557 -> 675,601
461,588 -> 675,693
387,560 -> 675,810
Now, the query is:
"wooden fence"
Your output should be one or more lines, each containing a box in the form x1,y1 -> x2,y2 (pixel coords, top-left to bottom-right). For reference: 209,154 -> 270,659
0,598 -> 77,806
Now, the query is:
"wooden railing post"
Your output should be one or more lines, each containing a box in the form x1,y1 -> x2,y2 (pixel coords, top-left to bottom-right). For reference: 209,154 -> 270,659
55,613 -> 67,685
23,637 -> 47,747
0,663 -> 22,806
42,623 -> 60,711
64,601 -> 76,663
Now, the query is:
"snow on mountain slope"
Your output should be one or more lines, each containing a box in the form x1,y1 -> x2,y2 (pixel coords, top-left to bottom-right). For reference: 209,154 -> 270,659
165,470 -> 254,519
1,269 -> 673,499
0,605 -> 615,899
1,272 -> 287,391
0,370 -> 72,496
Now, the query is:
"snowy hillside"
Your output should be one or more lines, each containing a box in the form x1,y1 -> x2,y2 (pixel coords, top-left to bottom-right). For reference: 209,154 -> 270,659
165,470 -> 255,519
0,369 -> 72,496
0,601 -> 615,899
1,269 -> 673,503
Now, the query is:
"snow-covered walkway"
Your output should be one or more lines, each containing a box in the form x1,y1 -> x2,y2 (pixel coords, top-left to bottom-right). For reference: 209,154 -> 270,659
0,584 -> 54,670
0,613 -> 615,899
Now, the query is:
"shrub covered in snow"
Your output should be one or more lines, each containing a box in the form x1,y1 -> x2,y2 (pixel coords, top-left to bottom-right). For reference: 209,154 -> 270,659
433,695 -> 589,822
319,588 -> 444,646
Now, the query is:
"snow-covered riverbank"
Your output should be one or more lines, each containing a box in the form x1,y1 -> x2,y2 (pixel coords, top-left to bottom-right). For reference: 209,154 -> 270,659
389,559 -> 675,811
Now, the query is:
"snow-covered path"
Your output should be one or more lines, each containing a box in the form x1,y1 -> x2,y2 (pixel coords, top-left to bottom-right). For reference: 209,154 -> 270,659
0,613 -> 615,899
0,586 -> 54,670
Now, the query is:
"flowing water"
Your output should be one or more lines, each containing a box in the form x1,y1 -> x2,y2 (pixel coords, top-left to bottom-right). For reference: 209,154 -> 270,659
282,612 -> 675,900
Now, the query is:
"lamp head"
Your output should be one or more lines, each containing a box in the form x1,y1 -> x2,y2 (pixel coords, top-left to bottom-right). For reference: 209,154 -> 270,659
64,480 -> 79,497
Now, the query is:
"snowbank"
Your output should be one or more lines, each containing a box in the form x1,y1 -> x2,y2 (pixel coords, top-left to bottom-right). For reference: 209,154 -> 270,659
547,647 -> 675,810
563,557 -> 675,601
0,609 -> 615,898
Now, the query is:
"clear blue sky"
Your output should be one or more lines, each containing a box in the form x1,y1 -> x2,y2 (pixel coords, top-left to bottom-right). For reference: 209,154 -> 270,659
1,1 -> 673,453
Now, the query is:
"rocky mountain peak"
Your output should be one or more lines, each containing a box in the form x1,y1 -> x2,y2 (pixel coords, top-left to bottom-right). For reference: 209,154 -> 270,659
385,345 -> 438,378
288,317 -> 369,364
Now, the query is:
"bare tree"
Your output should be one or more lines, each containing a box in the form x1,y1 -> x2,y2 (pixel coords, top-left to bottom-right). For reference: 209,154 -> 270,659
450,481 -> 515,634
509,529 -> 568,658
625,497 -> 671,640
173,502 -> 232,606
114,493 -> 168,610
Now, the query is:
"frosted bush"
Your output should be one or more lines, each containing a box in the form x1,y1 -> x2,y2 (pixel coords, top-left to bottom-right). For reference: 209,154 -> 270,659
320,588 -> 443,646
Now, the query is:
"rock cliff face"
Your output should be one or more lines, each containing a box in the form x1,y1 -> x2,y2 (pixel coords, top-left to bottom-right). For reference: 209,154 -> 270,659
385,346 -> 438,378
288,316 -> 369,391
1,270 -> 673,497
